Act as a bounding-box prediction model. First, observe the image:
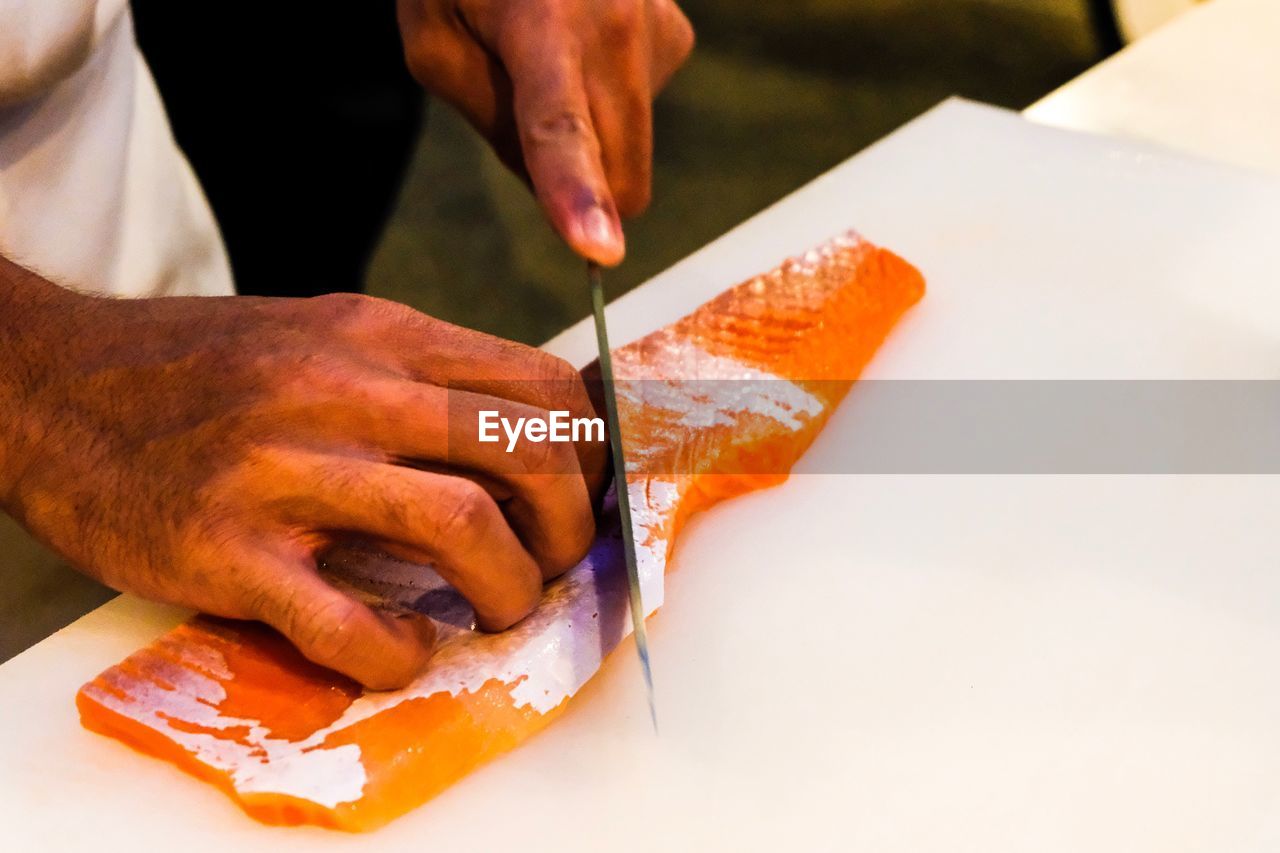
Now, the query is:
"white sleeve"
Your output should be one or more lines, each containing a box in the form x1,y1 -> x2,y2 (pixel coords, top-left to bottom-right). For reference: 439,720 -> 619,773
0,1 -> 233,298
0,0 -> 127,106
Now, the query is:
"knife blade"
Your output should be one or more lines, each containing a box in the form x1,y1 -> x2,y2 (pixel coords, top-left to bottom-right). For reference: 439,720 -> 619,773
588,261 -> 657,731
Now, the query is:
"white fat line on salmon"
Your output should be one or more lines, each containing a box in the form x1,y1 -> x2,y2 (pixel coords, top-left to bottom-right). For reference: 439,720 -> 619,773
477,410 -> 605,453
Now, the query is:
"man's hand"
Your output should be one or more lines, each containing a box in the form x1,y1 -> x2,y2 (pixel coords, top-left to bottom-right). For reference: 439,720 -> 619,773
0,260 -> 606,689
397,0 -> 695,266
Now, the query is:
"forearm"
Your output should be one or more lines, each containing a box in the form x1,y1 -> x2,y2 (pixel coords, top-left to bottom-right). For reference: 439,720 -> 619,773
0,255 -> 88,506
0,259 -> 603,688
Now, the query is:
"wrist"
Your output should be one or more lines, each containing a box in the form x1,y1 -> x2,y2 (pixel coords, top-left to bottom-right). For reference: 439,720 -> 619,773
0,257 -> 92,507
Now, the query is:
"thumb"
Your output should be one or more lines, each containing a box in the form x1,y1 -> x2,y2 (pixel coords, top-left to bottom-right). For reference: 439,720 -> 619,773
245,560 -> 437,691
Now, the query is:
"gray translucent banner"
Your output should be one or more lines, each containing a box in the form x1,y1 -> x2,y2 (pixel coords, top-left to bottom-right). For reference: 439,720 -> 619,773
828,380 -> 1280,474
446,380 -> 1280,475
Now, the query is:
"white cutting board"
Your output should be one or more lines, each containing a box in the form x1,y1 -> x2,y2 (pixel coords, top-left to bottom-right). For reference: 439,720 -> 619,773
3,100 -> 1279,852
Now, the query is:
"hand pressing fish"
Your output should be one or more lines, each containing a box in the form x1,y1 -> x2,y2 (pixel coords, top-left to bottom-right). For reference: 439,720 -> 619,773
76,232 -> 925,831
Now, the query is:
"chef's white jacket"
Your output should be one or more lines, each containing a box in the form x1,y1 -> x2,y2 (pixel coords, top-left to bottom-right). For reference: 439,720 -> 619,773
0,0 -> 233,297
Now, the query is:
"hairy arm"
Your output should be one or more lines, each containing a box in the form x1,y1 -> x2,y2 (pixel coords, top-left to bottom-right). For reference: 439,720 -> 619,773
0,255 -> 606,688
0,256 -> 81,496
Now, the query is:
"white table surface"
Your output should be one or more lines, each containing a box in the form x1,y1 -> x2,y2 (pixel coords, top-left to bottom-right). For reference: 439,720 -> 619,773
5,2 -> 1280,847
1027,0 -> 1280,175
3,98 -> 1279,852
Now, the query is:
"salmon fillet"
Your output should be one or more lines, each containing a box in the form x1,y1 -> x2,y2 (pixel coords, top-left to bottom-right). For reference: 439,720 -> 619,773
76,231 -> 925,831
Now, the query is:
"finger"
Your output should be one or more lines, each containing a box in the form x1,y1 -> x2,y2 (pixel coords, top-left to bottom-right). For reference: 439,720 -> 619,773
414,341 -> 610,503
244,557 -> 438,690
422,42 -> 525,172
578,359 -> 614,502
330,377 -> 599,576
444,389 -> 597,576
586,73 -> 653,218
324,295 -> 596,409
296,458 -> 544,631
496,17 -> 625,266
383,317 -> 600,417
397,5 -> 526,172
649,0 -> 696,91
449,50 -> 526,178
582,0 -> 654,217
326,310 -> 609,498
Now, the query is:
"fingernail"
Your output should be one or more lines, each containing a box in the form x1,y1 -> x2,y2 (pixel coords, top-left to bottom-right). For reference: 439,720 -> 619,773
578,206 -> 624,263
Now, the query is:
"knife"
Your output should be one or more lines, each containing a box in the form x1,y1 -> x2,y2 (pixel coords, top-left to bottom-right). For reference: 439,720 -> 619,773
588,261 -> 658,731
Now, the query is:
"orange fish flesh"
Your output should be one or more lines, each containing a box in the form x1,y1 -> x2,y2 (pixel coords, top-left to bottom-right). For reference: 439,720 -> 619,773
76,231 -> 925,831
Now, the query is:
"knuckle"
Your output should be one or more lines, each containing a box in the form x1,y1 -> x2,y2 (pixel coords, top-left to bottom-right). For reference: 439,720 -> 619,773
312,292 -> 418,331
489,334 -> 544,371
536,351 -> 581,385
404,37 -> 449,79
535,352 -> 590,405
565,374 -> 603,425
380,298 -> 429,328
311,291 -> 372,318
293,594 -> 365,663
268,355 -> 353,404
559,525 -> 595,575
670,7 -> 695,57
238,442 -> 294,484
239,579 -> 280,624
519,421 -> 578,475
525,110 -> 593,147
649,3 -> 695,80
614,178 -> 652,217
435,480 -> 494,544
571,511 -> 595,555
517,564 -> 545,610
194,444 -> 285,512
544,507 -> 596,578
485,572 -> 542,631
598,0 -> 642,43
178,503 -> 247,565
232,560 -> 294,623
526,352 -> 601,425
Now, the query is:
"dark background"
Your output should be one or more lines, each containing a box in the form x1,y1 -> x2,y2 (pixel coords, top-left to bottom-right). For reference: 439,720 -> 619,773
363,0 -> 1099,343
0,0 -> 1102,661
